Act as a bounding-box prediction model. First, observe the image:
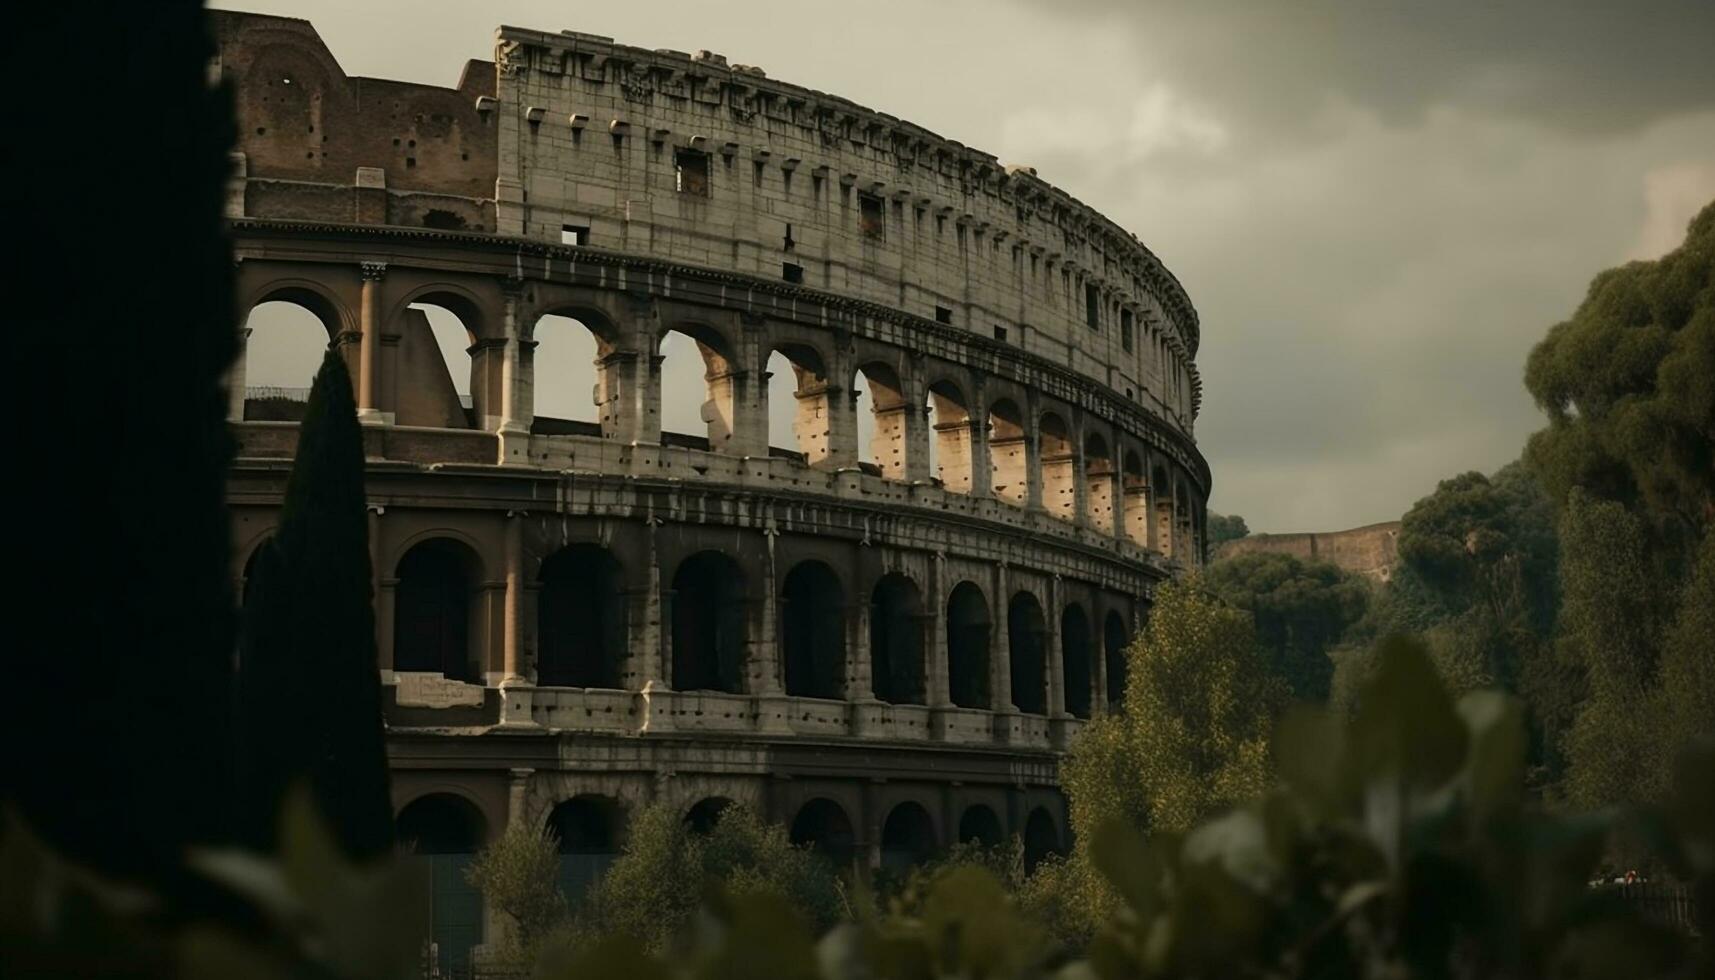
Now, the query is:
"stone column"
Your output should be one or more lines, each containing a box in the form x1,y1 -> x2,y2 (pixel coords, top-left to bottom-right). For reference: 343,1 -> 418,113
1047,576 -> 1065,717
638,520 -> 674,732
902,370 -> 932,483
754,527 -> 791,733
497,278 -> 532,464
357,261 -> 387,424
506,768 -> 534,827
369,505 -> 390,678
991,561 -> 1014,742
227,327 -> 252,421
501,511 -> 525,685
926,551 -> 950,708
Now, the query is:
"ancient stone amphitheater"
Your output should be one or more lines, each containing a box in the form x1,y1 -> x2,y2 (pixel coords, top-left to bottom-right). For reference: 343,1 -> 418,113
215,10 -> 1209,962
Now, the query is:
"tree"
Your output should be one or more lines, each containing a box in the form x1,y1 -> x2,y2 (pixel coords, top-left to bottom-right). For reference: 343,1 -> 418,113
1205,512 -> 1251,547
237,350 -> 393,859
466,820 -> 568,962
1523,200 -> 1713,568
1204,551 -> 1368,701
6,0 -> 240,902
1055,577 -> 1277,937
573,803 -> 842,951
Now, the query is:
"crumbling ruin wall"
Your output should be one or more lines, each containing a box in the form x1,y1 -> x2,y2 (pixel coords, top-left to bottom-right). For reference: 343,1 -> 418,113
1215,522 -> 1403,583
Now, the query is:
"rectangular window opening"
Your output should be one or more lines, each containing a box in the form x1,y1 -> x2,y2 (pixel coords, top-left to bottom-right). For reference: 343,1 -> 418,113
935,305 -> 953,325
859,193 -> 886,240
675,148 -> 711,197
1121,308 -> 1134,352
993,324 -> 1008,343
561,224 -> 590,246
782,261 -> 804,284
1085,283 -> 1101,330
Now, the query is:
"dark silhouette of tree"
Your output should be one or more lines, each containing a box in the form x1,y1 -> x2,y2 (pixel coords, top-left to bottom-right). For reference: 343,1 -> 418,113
238,350 -> 393,859
5,0 -> 239,899
1205,512 -> 1251,547
1204,552 -> 1366,702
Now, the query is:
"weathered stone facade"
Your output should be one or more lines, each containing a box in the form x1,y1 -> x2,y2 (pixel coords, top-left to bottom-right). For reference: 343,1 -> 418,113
214,10 -> 1210,948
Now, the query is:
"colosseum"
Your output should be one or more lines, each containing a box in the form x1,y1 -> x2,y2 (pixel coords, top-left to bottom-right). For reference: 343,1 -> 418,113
215,10 -> 1209,964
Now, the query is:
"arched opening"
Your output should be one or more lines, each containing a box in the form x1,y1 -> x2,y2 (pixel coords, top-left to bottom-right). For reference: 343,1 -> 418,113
1040,413 -> 1076,522
670,551 -> 747,693
946,582 -> 992,709
1105,610 -> 1130,710
1061,603 -> 1093,719
958,805 -> 1004,848
1022,808 -> 1062,872
240,537 -> 272,605
684,796 -> 735,835
1084,432 -> 1116,535
765,345 -> 832,464
781,560 -> 845,700
399,296 -> 478,429
548,795 -> 625,908
870,573 -> 925,705
927,379 -> 974,493
394,539 -> 481,682
397,794 -> 485,975
537,544 -> 626,689
790,798 -> 856,871
1008,592 -> 1048,715
988,398 -> 1028,505
854,361 -> 908,480
1152,463 -> 1175,559
529,312 -> 605,436
239,298 -> 335,421
1122,450 -> 1150,547
658,324 -> 739,451
879,801 -> 937,874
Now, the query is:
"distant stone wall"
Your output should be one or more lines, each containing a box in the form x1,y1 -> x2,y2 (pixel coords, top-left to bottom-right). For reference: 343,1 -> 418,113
1214,521 -> 1402,583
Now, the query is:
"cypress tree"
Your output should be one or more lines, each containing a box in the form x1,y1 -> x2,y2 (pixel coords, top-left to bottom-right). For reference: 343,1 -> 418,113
238,348 -> 394,859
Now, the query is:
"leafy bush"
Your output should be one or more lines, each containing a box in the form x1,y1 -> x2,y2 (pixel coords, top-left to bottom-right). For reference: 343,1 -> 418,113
464,819 -> 567,962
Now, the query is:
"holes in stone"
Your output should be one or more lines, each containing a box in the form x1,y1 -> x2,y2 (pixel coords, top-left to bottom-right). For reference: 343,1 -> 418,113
405,157 -> 417,168
255,127 -> 266,135
676,148 -> 711,196
993,324 -> 1007,342
934,306 -> 952,325
859,193 -> 885,240
782,262 -> 803,284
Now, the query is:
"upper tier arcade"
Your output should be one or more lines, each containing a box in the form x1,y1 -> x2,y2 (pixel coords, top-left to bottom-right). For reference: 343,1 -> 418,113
212,12 -> 1206,446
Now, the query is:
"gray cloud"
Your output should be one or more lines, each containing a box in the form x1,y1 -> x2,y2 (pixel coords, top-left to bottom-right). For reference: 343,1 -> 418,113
1011,0 -> 1715,137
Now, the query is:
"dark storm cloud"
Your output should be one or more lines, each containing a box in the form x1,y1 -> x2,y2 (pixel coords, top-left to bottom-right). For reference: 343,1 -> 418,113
1017,0 -> 1715,136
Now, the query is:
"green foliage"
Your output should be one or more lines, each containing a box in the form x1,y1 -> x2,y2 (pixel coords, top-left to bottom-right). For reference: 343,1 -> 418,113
1084,637 -> 1701,980
1524,200 -> 1714,562
464,820 -> 567,961
1204,512 -> 1250,547
569,802 -> 842,952
1055,576 -> 1278,939
1204,551 -> 1368,701
237,350 -> 393,861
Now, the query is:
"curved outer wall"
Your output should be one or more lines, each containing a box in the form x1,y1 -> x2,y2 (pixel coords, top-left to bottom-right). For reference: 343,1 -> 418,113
214,10 -> 1211,898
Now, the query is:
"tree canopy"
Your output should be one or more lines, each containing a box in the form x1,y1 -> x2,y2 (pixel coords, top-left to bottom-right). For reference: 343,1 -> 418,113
1205,512 -> 1251,547
1202,551 -> 1367,702
1524,200 -> 1714,564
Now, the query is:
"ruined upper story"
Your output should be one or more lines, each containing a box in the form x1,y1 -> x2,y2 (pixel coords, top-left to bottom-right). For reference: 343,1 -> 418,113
212,11 -> 1204,434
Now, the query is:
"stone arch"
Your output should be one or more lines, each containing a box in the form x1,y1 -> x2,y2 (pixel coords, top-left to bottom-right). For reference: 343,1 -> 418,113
669,550 -> 747,693
879,801 -> 937,873
1152,461 -> 1175,559
394,537 -> 483,682
537,544 -> 627,689
1122,449 -> 1150,547
767,342 -> 834,463
237,283 -> 346,420
988,398 -> 1028,505
684,796 -> 736,835
854,360 -> 909,479
1022,807 -> 1063,872
1084,431 -> 1116,535
781,559 -> 845,700
790,798 -> 857,870
926,377 -> 974,494
657,319 -> 743,452
392,285 -> 489,429
1104,610 -> 1130,709
547,795 -> 626,907
1060,602 -> 1093,719
958,805 -> 1005,847
946,582 -> 992,709
238,532 -> 274,605
1007,591 -> 1048,715
396,793 -> 485,975
1039,412 -> 1076,523
870,572 -> 925,705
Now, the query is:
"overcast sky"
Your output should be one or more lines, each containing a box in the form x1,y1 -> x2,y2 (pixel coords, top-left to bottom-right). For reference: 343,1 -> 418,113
221,0 -> 1715,532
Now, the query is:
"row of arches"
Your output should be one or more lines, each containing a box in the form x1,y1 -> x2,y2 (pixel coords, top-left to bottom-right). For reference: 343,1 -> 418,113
236,275 -> 1206,560
354,536 -> 1138,715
